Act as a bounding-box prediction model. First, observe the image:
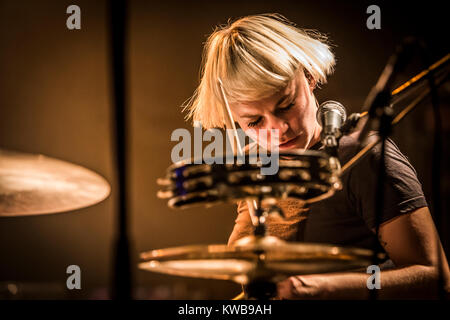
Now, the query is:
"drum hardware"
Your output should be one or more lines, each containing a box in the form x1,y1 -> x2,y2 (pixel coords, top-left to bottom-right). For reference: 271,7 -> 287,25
139,235 -> 376,299
149,152 -> 363,299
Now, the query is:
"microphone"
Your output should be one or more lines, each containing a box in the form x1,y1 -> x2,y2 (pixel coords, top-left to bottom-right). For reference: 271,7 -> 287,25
316,100 -> 347,149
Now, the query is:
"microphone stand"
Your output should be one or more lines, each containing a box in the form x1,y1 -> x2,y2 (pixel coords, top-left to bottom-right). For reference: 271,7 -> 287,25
371,98 -> 393,301
358,38 -> 435,300
345,50 -> 449,300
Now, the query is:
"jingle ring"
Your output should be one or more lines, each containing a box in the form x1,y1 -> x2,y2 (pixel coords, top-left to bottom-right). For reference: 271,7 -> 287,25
157,150 -> 341,209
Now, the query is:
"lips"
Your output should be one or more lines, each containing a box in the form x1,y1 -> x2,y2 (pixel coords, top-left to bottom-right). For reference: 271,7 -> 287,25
278,135 -> 301,149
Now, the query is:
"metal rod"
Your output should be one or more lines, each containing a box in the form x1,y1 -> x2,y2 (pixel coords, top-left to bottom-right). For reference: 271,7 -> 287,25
109,0 -> 132,300
391,53 -> 449,97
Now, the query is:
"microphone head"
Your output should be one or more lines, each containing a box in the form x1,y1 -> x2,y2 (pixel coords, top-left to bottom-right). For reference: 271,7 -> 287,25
316,100 -> 347,126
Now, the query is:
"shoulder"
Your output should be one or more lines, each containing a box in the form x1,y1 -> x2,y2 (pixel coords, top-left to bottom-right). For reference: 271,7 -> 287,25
338,131 -> 417,174
341,131 -> 427,227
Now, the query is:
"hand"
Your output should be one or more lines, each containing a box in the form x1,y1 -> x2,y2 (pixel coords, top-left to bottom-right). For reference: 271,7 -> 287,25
276,275 -> 331,300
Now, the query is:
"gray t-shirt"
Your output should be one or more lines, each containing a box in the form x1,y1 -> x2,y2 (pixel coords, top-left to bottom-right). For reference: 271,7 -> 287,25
302,132 -> 428,252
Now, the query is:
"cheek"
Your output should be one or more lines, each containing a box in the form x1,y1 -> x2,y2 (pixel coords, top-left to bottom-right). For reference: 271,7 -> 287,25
290,102 -> 317,134
289,107 -> 307,131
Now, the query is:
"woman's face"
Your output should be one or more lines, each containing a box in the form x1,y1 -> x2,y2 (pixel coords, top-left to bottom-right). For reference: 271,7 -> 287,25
230,70 -> 321,151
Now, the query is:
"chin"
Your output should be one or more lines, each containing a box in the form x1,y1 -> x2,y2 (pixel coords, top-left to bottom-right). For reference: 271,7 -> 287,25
277,135 -> 307,151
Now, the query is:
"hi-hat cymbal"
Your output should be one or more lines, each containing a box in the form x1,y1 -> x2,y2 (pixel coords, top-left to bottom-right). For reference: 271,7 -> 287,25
139,236 -> 376,285
0,149 -> 110,217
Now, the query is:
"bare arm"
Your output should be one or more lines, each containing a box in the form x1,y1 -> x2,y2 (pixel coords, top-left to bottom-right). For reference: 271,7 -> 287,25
277,207 -> 450,299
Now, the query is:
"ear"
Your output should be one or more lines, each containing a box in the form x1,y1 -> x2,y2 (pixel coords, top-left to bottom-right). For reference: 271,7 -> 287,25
309,78 -> 317,92
303,69 -> 316,91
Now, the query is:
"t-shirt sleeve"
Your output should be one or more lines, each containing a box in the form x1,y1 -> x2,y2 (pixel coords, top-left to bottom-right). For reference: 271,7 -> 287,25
347,136 -> 428,229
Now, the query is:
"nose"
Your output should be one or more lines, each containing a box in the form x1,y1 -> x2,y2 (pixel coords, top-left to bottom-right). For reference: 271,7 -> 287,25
266,115 -> 289,137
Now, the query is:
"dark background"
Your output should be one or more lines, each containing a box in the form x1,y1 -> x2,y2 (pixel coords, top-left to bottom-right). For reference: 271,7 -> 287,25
0,0 -> 448,299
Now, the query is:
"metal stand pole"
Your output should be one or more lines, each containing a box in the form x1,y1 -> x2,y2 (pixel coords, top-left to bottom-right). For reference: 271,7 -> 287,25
109,0 -> 133,300
371,102 -> 394,300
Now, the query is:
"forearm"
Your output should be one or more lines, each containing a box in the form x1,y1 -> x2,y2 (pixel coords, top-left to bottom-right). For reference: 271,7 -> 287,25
280,264 -> 442,299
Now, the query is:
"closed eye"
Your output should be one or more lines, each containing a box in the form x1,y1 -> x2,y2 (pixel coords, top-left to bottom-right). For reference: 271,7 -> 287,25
247,116 -> 262,128
278,102 -> 295,113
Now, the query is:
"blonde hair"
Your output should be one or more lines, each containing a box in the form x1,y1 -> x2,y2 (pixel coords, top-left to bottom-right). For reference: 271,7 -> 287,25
184,14 -> 335,129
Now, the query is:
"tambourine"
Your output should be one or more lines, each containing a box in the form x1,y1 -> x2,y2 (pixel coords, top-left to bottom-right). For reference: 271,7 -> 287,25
157,150 -> 341,209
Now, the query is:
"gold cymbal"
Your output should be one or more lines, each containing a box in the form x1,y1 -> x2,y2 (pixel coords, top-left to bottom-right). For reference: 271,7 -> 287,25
0,149 -> 110,217
139,236 -> 375,284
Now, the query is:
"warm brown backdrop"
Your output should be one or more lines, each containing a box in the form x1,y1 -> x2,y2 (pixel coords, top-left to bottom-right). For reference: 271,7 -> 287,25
0,0 -> 448,299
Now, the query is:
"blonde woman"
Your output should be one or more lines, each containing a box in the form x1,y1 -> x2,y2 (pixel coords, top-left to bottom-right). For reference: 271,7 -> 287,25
184,14 -> 449,299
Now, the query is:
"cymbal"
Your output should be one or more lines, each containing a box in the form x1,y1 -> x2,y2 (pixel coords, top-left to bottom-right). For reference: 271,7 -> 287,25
139,236 -> 376,285
0,149 -> 110,217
